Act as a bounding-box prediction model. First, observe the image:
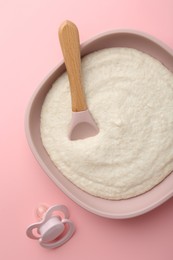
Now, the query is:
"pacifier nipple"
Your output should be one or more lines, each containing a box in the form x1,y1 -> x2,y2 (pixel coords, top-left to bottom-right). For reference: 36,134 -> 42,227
36,204 -> 48,220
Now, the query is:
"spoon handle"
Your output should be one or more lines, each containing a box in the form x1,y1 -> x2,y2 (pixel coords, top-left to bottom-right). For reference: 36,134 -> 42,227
59,20 -> 87,112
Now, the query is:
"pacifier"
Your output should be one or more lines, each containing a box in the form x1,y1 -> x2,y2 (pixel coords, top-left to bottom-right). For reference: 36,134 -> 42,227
26,204 -> 75,249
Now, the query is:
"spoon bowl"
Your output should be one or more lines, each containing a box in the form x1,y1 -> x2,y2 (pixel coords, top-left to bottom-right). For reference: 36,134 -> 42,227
69,110 -> 99,140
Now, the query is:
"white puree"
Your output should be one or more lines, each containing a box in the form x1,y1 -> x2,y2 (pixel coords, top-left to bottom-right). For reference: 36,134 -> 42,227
41,48 -> 173,200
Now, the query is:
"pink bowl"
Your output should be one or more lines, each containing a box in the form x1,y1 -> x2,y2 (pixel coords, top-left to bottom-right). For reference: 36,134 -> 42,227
25,30 -> 173,219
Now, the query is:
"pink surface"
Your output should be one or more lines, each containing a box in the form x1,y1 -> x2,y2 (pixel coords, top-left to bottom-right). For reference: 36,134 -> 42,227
0,0 -> 173,259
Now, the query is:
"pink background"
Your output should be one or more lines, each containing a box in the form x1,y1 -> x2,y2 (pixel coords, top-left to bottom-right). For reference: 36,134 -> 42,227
1,0 -> 173,259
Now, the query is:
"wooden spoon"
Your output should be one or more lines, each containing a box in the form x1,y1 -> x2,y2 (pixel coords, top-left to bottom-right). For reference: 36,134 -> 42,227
58,20 -> 99,140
